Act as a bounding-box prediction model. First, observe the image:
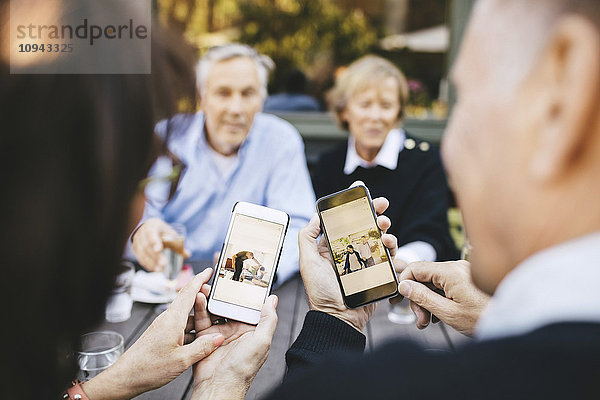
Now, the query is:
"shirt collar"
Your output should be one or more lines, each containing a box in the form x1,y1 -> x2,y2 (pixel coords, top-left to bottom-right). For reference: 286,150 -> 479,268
343,128 -> 406,175
475,231 -> 600,341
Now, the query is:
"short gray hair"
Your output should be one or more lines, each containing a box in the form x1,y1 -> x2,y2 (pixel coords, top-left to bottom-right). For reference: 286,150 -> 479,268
195,43 -> 275,98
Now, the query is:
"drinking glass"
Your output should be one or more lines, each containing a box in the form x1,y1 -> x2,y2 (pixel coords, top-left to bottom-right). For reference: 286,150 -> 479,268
387,297 -> 416,324
105,261 -> 135,323
77,331 -> 124,381
387,259 -> 416,325
161,223 -> 186,289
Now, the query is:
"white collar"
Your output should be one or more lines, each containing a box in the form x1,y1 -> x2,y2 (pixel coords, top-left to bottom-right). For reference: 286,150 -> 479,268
475,231 -> 600,341
343,129 -> 406,175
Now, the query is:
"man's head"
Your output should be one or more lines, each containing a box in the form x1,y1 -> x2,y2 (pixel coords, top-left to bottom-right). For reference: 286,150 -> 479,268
443,0 -> 600,294
361,236 -> 368,244
196,44 -> 275,156
347,245 -> 355,253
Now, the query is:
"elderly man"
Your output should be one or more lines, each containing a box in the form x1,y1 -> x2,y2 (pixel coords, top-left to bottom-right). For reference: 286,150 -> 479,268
132,44 -> 315,284
252,0 -> 600,398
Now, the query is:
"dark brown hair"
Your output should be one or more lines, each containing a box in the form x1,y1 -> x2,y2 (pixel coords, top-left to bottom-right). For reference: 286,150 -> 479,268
0,2 -> 195,398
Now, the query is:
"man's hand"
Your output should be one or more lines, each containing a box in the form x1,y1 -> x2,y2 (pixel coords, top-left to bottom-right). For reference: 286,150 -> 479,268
190,291 -> 278,400
298,196 -> 398,332
81,269 -> 225,400
132,218 -> 190,271
393,260 -> 490,336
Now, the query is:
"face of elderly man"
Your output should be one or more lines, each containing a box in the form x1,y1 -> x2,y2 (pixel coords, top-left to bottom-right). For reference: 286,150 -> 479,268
200,56 -> 264,156
442,0 -> 600,294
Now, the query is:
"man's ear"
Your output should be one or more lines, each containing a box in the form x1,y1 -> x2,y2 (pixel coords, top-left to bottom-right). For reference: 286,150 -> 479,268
528,16 -> 600,182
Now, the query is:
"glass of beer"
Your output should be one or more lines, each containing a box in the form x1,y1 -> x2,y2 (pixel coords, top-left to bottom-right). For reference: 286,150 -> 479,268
77,331 -> 124,381
161,223 -> 186,289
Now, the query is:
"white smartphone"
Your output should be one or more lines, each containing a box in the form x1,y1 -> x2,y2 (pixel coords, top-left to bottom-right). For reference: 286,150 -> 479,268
207,202 -> 289,325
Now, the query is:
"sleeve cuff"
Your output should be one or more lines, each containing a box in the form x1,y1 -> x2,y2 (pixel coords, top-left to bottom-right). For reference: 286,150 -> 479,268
395,241 -> 437,263
286,311 -> 366,368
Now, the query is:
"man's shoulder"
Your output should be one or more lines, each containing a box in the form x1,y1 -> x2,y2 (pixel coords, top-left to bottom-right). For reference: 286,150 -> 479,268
252,113 -> 303,146
272,322 -> 600,399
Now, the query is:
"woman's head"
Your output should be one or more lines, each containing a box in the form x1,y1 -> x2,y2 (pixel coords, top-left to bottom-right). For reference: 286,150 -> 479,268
327,56 -> 409,160
0,1 -> 195,396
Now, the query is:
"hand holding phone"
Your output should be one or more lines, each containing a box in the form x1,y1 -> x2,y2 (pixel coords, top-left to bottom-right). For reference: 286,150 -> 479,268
317,185 -> 398,309
298,192 -> 398,331
207,202 -> 289,325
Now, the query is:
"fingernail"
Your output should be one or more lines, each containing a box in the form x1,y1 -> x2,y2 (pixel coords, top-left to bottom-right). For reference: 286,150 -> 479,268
398,281 -> 412,297
212,334 -> 225,346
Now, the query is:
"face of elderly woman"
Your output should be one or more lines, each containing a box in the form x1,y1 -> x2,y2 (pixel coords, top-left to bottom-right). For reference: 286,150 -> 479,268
342,77 -> 401,161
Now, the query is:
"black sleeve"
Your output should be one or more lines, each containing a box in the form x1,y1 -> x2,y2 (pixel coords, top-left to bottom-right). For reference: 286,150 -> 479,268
285,311 -> 366,380
397,150 -> 459,261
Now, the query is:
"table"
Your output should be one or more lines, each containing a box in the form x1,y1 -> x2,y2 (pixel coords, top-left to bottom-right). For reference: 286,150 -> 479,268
94,262 -> 471,399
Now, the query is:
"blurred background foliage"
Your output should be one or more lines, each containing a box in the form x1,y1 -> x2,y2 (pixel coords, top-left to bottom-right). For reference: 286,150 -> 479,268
156,0 -> 450,117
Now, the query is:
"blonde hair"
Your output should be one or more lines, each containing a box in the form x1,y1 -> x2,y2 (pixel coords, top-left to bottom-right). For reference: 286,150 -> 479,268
327,55 -> 409,131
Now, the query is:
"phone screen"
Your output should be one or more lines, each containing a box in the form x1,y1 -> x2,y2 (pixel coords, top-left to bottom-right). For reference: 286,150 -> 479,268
212,213 -> 285,310
320,195 -> 396,297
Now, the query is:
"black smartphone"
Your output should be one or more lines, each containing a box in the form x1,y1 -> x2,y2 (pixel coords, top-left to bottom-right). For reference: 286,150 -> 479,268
317,185 -> 398,308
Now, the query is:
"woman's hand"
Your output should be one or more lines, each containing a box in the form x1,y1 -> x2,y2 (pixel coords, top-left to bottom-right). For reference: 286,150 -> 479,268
190,293 -> 279,400
81,269 -> 224,400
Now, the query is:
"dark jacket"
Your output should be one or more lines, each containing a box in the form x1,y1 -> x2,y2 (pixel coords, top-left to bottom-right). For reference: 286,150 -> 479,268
312,136 -> 458,261
266,311 -> 600,399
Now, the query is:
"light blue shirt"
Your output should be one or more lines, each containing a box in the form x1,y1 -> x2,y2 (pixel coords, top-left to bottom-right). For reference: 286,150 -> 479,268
142,111 -> 316,285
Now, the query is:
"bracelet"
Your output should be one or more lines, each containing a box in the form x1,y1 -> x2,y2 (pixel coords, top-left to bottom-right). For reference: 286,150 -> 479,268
62,380 -> 90,400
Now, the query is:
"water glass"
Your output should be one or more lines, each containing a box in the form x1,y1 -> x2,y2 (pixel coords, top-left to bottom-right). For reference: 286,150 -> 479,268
77,331 -> 124,381
105,261 -> 135,323
161,223 -> 186,284
387,299 -> 416,324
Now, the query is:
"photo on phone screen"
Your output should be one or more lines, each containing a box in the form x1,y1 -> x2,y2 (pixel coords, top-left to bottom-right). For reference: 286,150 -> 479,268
317,186 -> 397,307
212,213 -> 285,311
320,196 -> 395,297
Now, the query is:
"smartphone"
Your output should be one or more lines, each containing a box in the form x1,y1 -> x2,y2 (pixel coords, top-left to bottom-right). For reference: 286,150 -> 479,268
317,185 -> 398,308
207,202 -> 289,325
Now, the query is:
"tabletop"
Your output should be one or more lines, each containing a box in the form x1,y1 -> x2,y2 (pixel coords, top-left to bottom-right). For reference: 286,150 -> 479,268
94,262 -> 471,399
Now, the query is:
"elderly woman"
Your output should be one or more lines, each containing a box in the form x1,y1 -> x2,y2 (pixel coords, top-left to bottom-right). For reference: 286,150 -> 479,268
313,55 -> 458,266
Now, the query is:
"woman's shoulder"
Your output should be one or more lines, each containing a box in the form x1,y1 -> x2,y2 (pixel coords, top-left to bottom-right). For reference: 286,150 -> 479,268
399,133 -> 442,165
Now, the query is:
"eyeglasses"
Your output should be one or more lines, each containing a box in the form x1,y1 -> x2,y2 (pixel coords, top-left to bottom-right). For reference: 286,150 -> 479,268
138,150 -> 185,202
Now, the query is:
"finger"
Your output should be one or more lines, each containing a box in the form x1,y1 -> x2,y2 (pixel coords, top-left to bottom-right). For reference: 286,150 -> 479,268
349,180 -> 365,188
381,233 -> 397,258
398,261 -> 455,291
389,293 -> 404,306
179,333 -> 225,366
398,280 -> 456,324
168,268 -> 213,325
372,197 -> 390,216
184,333 -> 195,345
200,283 -> 211,298
194,292 -> 213,332
183,248 -> 192,259
253,295 -> 279,351
185,315 -> 194,332
298,214 -> 321,252
376,215 -> 391,234
410,300 -> 431,329
148,226 -> 164,253
135,240 -> 161,272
